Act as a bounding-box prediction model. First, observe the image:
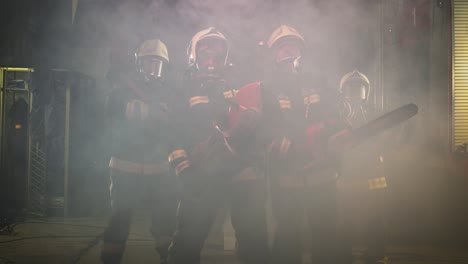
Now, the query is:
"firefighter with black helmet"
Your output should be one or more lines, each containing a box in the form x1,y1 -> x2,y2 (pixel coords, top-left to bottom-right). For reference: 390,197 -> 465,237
167,27 -> 269,264
339,70 -> 388,264
101,38 -> 178,264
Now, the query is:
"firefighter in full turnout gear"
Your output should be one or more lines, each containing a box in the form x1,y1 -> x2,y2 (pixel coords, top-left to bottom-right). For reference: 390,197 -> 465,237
338,70 -> 388,264
338,70 -> 372,127
230,25 -> 348,264
101,39 -> 178,264
167,27 -> 269,264
265,25 -> 349,264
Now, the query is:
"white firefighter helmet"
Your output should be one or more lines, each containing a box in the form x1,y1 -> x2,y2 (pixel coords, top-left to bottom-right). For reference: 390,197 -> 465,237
187,27 -> 229,68
136,39 -> 169,62
339,70 -> 371,102
135,39 -> 169,80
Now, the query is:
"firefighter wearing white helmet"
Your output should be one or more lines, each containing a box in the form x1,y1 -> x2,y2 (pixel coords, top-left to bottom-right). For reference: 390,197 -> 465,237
167,28 -> 268,264
187,27 -> 229,80
338,70 -> 389,264
339,70 -> 372,125
101,38 -> 178,264
339,70 -> 370,103
135,39 -> 169,85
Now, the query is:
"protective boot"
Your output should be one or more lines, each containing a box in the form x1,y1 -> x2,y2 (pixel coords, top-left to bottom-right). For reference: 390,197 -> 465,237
156,240 -> 172,264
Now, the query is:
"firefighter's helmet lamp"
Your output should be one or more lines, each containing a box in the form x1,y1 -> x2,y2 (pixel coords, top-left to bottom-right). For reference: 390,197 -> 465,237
188,27 -> 229,79
136,39 -> 169,82
339,70 -> 370,103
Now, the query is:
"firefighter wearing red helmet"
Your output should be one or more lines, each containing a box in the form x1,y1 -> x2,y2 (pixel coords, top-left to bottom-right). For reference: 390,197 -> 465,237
101,39 -> 178,264
167,27 -> 268,264
229,25 -> 349,264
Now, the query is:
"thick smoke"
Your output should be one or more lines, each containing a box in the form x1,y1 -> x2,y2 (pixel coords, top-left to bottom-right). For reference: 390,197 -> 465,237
68,0 -> 467,246
71,0 -> 382,93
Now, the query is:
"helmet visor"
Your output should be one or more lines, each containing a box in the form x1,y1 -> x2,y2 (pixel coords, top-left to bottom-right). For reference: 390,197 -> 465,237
274,40 -> 302,75
275,41 -> 302,63
139,57 -> 164,79
343,80 -> 367,101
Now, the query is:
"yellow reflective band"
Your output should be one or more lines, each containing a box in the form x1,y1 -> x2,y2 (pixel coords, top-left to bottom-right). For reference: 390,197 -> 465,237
143,162 -> 169,175
368,177 -> 388,190
223,89 -> 239,99
109,157 -> 168,175
175,159 -> 191,176
279,99 -> 291,109
189,96 -> 210,107
125,100 -> 148,120
168,149 -> 188,163
304,94 -> 320,105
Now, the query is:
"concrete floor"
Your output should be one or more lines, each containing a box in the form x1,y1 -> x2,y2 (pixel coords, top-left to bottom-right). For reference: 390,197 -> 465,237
3,154 -> 468,264
1,212 -> 468,264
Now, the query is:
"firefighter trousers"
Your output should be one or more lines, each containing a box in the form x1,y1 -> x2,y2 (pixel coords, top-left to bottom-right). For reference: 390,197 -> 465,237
168,168 -> 269,264
101,169 -> 178,264
340,188 -> 386,263
271,181 -> 343,264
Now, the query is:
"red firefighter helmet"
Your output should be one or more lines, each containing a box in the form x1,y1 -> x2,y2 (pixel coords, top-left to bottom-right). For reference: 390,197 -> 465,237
267,25 -> 305,74
339,70 -> 370,102
187,27 -> 229,78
